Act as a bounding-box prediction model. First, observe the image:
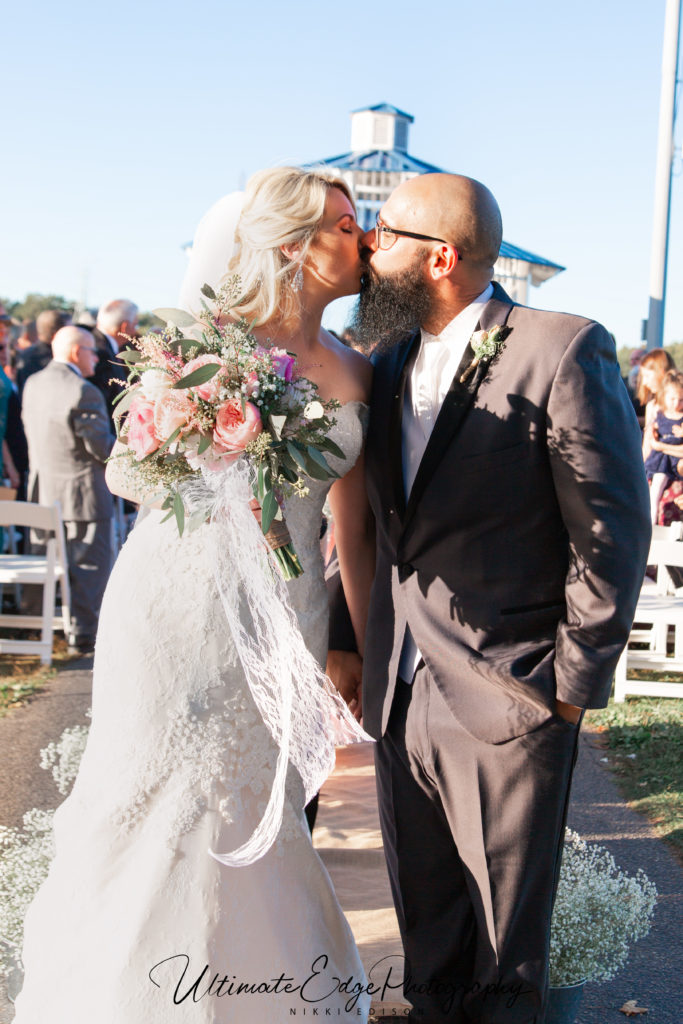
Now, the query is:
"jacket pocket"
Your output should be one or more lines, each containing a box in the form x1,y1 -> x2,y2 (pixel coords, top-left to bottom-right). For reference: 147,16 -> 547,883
458,442 -> 529,475
500,599 -> 565,616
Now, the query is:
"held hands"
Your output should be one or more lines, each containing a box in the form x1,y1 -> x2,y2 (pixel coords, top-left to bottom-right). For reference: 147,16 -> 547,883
326,649 -> 363,723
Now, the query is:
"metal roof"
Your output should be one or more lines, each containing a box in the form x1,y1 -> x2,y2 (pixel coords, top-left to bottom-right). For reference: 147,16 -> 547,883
499,241 -> 564,271
312,149 -> 445,174
351,103 -> 414,121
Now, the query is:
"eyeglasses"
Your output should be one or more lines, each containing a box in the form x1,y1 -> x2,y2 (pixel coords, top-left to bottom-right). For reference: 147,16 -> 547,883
375,217 -> 462,258
77,344 -> 97,354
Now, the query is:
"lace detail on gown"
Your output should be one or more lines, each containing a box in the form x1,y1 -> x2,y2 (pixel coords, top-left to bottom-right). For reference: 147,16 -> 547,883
14,402 -> 371,1024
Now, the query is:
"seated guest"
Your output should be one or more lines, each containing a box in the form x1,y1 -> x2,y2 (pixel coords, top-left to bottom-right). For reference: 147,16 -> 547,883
644,371 -> 683,523
21,326 -> 114,653
639,348 -> 676,460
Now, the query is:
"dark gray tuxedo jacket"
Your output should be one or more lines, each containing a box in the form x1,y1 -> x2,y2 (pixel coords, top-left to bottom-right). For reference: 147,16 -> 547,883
90,327 -> 129,423
362,283 -> 651,743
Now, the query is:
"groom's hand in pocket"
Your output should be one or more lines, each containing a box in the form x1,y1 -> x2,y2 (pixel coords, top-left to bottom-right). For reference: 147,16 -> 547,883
555,699 -> 583,724
326,649 -> 363,721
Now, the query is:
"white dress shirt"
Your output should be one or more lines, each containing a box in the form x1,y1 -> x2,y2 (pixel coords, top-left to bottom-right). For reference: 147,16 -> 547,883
398,283 -> 494,680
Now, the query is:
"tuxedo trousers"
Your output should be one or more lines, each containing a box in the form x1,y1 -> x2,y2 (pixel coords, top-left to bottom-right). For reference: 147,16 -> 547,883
64,519 -> 112,639
374,667 -> 580,1024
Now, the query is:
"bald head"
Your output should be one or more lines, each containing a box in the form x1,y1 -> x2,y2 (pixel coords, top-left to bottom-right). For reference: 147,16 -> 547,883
386,173 -> 502,269
51,325 -> 94,362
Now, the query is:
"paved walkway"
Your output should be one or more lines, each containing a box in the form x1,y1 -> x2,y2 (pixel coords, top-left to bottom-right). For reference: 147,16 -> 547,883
1,662 -> 681,1023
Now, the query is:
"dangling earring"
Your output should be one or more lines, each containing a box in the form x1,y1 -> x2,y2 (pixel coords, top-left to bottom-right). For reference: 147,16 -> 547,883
292,262 -> 304,293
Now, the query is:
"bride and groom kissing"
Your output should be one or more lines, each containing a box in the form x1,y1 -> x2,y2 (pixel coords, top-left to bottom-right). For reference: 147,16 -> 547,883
14,167 -> 650,1024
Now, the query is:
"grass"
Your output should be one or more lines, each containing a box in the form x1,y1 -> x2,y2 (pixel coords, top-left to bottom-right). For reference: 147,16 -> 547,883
585,688 -> 683,861
0,633 -> 76,717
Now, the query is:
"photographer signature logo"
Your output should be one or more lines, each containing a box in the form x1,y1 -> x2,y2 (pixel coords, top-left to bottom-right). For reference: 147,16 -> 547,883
149,952 -> 531,1015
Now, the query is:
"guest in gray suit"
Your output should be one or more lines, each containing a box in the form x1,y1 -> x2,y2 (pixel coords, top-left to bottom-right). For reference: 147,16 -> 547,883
22,326 -> 114,653
347,173 -> 651,1023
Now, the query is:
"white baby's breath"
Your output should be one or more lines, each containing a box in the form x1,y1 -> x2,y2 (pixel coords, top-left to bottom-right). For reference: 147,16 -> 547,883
39,724 -> 90,795
0,720 -> 91,980
549,828 -> 657,986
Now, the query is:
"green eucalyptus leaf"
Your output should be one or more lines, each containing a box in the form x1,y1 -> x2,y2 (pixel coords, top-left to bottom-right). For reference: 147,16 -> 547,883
285,441 -> 308,473
173,337 -> 202,358
319,437 -> 346,460
302,456 -> 329,481
173,491 -> 185,536
200,283 -> 217,300
172,363 -> 221,389
306,446 -> 339,477
261,489 -> 278,535
152,307 -> 198,329
197,433 -> 212,455
118,349 -> 145,364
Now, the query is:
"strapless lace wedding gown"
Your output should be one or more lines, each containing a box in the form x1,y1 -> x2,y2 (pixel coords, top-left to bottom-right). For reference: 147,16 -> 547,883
14,402 -> 370,1024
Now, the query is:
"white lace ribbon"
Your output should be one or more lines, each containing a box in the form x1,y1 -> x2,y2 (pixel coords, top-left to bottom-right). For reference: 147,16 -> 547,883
179,460 -> 371,866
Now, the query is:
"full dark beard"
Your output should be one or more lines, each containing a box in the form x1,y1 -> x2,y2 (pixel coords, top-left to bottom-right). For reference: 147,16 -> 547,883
347,256 -> 432,353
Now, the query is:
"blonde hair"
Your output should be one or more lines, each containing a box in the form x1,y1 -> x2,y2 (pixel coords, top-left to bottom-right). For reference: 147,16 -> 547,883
228,166 -> 354,326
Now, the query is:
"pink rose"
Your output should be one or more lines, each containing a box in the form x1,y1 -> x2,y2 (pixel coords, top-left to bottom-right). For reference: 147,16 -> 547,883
181,354 -> 225,402
127,395 -> 159,460
269,347 -> 295,382
213,399 -> 262,454
153,391 -> 192,442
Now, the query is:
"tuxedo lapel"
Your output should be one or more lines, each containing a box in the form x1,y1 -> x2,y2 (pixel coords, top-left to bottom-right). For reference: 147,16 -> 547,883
402,283 -> 515,529
386,330 -> 421,520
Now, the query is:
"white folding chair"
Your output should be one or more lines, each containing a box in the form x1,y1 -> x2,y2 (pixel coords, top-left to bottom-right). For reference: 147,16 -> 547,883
614,524 -> 683,701
0,501 -> 71,665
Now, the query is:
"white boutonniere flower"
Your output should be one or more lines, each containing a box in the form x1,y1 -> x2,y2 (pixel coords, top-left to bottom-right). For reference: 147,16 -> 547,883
460,324 -> 509,384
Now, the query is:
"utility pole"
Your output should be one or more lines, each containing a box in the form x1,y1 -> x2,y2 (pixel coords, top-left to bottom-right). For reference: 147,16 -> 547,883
645,0 -> 681,350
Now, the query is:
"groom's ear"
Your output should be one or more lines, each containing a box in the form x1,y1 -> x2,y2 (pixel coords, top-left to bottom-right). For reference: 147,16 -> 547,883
429,243 -> 459,280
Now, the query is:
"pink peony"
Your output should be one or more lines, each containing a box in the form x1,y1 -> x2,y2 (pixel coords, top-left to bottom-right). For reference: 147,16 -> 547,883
269,347 -> 295,382
256,345 -> 295,382
127,395 -> 160,460
181,354 -> 225,402
153,390 -> 192,442
213,398 -> 262,454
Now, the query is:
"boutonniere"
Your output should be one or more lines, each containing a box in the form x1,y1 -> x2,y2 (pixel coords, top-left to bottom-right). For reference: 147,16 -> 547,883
460,324 -> 510,384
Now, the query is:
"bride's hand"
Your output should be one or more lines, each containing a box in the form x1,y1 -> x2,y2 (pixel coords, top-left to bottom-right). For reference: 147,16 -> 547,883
326,649 -> 363,721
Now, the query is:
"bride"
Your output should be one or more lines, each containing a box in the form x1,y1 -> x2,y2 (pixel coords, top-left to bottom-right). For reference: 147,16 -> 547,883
14,167 -> 375,1023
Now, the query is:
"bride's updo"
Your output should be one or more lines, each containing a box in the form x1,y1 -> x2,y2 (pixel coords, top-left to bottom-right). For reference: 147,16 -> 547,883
229,166 -> 354,326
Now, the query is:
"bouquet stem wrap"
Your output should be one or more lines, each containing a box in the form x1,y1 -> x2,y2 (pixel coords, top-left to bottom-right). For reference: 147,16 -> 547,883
179,459 -> 371,867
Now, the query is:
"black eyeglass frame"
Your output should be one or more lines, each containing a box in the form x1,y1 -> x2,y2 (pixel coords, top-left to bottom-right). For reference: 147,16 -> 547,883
375,217 -> 462,258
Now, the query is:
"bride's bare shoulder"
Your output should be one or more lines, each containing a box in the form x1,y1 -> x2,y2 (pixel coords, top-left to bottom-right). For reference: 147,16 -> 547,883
320,329 -> 372,404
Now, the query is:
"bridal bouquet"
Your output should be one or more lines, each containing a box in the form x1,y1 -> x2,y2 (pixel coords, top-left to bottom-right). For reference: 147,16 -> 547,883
113,277 -> 344,579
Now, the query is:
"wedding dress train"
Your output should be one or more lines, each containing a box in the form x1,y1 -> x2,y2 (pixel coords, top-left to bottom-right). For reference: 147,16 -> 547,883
14,402 -> 371,1023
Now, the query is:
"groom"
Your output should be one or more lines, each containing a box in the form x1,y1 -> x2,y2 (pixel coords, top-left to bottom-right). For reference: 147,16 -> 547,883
348,173 -> 650,1023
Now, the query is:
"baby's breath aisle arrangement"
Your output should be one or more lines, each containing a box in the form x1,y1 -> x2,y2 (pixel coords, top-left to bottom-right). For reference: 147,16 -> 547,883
112,277 -> 345,579
0,724 -> 89,996
547,828 -> 657,1021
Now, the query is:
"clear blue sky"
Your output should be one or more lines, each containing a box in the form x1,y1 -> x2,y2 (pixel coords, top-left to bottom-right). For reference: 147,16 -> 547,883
2,0 -> 681,350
